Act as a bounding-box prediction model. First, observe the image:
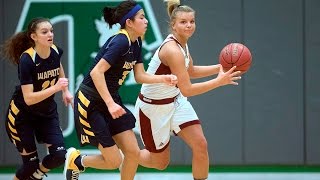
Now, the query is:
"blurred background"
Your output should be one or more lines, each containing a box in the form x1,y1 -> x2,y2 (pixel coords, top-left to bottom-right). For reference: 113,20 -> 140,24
1,0 -> 319,179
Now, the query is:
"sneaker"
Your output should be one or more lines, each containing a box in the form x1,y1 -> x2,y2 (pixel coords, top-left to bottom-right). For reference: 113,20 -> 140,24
29,167 -> 47,179
64,147 -> 82,180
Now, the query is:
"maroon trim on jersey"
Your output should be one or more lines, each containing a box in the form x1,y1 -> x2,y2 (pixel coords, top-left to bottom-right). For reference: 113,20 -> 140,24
138,93 -> 176,105
173,120 -> 201,135
155,63 -> 171,75
139,109 -> 169,153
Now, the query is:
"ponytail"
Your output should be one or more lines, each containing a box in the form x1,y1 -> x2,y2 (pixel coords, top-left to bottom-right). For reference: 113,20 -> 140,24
102,0 -> 137,29
1,17 -> 50,65
1,31 -> 33,65
103,6 -> 118,28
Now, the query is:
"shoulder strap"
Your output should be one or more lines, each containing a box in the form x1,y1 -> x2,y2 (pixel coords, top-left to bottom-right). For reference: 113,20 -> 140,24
51,44 -> 59,54
21,47 -> 36,63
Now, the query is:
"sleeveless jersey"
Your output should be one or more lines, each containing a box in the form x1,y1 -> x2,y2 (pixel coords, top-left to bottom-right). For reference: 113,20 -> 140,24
140,34 -> 190,99
82,29 -> 143,96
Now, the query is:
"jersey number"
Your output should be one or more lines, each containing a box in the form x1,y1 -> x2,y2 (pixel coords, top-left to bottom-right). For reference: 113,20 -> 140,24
118,70 -> 131,85
42,79 -> 56,90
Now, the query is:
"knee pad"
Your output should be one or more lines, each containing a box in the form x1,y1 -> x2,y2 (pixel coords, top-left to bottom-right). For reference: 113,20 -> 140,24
42,145 -> 67,169
16,152 -> 40,180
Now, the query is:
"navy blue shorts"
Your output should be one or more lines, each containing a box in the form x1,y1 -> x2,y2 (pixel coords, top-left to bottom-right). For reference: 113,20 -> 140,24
74,86 -> 136,148
5,99 -> 65,153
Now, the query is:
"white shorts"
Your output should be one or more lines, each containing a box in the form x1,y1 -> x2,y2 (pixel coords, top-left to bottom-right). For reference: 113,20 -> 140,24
134,93 -> 200,152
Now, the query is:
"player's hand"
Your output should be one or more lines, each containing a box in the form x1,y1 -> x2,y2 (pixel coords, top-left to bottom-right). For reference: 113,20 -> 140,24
62,90 -> 74,108
55,78 -> 69,91
163,74 -> 178,86
106,101 -> 126,119
216,65 -> 242,86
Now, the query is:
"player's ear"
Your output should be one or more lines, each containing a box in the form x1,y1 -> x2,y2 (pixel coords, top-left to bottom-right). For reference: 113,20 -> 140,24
30,33 -> 37,41
126,18 -> 136,29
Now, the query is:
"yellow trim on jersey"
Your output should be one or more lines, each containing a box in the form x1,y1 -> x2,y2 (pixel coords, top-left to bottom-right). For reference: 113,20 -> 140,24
11,133 -> 21,141
22,47 -> 36,62
118,29 -> 131,46
8,112 -> 15,126
7,122 -> 17,134
51,44 -> 59,54
78,91 -> 90,107
83,128 -> 94,136
10,100 -> 20,115
79,116 -> 91,128
78,103 -> 87,118
21,44 -> 59,63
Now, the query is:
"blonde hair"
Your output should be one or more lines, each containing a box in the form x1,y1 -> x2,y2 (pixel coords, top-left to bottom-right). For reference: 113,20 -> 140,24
164,0 -> 195,23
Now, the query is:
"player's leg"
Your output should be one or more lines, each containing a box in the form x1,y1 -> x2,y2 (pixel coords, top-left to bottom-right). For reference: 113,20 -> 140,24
172,96 -> 209,180
135,99 -> 173,170
64,92 -> 122,179
109,107 -> 140,180
178,124 -> 209,180
5,100 -> 43,180
113,130 -> 140,180
32,113 -> 67,180
139,146 -> 170,170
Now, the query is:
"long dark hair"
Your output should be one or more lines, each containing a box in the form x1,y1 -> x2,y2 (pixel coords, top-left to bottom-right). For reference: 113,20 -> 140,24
103,0 -> 137,29
1,17 -> 50,65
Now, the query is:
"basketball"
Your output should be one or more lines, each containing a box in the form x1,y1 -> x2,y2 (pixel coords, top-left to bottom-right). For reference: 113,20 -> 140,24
219,43 -> 252,74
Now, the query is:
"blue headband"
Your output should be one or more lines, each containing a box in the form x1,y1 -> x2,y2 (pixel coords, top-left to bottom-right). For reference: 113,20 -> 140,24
119,4 -> 142,26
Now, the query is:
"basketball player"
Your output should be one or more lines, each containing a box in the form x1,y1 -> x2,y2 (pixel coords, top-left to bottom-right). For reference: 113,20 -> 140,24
63,1 -> 177,180
134,0 -> 242,180
1,17 -> 73,180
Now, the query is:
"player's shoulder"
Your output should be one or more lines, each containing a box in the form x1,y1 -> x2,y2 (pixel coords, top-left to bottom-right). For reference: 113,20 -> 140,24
114,30 -> 131,46
161,40 -> 182,55
20,47 -> 36,62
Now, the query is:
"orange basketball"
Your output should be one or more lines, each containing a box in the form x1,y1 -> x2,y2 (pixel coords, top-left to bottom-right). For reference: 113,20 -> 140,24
219,43 -> 252,74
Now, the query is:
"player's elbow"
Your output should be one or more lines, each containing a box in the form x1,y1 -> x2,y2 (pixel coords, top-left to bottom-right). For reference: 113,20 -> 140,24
134,76 -> 142,84
23,97 -> 34,106
89,69 -> 96,79
134,74 -> 145,84
180,89 -> 193,97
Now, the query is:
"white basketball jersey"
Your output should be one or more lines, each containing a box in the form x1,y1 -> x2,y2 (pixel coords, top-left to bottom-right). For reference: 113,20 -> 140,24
141,34 -> 190,99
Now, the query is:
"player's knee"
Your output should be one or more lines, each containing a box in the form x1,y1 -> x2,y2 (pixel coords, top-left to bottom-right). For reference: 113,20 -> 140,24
16,152 -> 40,180
109,155 -> 122,169
155,160 -> 169,170
193,137 -> 208,152
192,137 -> 208,161
153,156 -> 170,170
123,147 -> 140,161
42,145 -> 66,169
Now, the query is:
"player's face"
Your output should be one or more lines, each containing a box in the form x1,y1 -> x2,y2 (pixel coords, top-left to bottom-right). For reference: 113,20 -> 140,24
132,9 -> 148,37
172,12 -> 196,38
32,21 -> 54,48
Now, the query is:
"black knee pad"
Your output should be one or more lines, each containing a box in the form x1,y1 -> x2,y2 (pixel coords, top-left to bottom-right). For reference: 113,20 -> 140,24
42,145 -> 66,169
16,152 -> 40,180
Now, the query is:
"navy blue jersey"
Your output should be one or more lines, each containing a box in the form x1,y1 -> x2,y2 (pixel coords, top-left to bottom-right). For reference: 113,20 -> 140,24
82,29 -> 143,95
14,44 -> 63,117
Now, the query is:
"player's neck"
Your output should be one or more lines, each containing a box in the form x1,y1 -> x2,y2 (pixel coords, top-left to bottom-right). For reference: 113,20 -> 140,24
125,29 -> 138,42
171,33 -> 187,48
34,46 -> 51,59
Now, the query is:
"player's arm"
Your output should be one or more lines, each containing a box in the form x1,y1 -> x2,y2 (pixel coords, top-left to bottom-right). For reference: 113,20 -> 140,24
90,58 -> 126,119
22,79 -> 68,106
59,63 -> 73,107
188,55 -> 220,79
20,57 -> 68,105
133,63 -> 177,86
163,42 -> 240,97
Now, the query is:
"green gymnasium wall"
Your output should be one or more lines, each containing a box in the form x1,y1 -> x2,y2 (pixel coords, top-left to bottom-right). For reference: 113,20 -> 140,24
0,0 -> 319,167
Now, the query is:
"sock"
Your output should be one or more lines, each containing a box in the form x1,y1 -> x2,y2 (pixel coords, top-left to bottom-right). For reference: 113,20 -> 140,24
30,167 -> 46,179
74,155 -> 85,171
